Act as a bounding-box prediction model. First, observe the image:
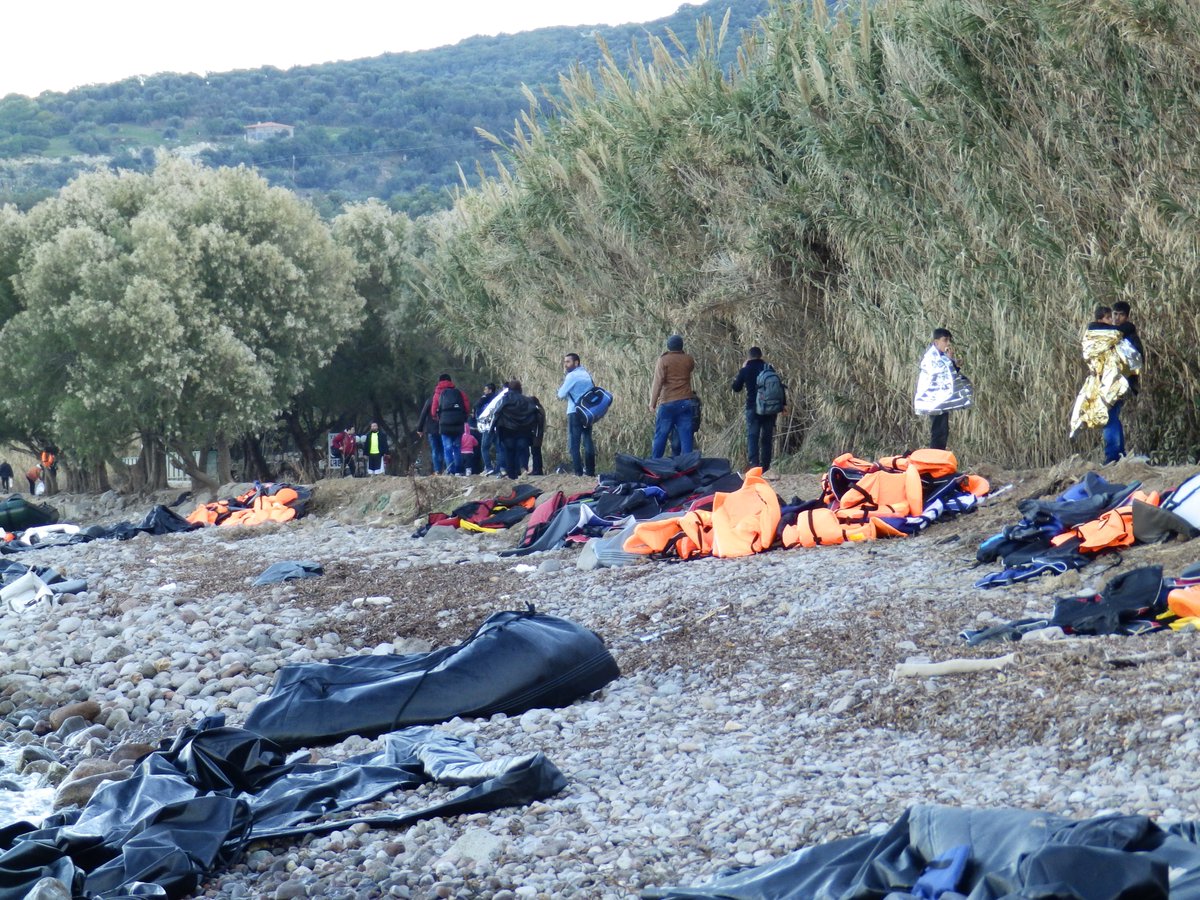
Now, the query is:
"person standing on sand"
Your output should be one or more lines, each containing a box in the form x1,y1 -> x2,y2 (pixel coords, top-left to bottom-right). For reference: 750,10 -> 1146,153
649,335 -> 696,458
1071,305 -> 1141,463
914,328 -> 972,450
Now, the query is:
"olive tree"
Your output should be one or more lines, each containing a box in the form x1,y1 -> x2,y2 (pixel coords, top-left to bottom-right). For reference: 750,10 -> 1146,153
0,157 -> 362,491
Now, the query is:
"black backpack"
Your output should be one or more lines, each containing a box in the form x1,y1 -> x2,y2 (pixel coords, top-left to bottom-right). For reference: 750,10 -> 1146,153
437,388 -> 467,428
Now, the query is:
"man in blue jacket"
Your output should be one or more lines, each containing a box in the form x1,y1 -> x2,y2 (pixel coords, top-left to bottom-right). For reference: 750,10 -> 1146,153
557,352 -> 596,477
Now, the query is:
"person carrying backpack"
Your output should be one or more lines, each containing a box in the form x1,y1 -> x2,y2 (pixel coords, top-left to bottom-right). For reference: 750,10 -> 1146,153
494,379 -> 539,479
732,346 -> 786,475
431,373 -> 471,475
557,352 -> 596,477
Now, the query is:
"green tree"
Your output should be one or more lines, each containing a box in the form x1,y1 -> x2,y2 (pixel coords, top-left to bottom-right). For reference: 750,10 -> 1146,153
0,157 -> 362,491
281,200 -> 464,477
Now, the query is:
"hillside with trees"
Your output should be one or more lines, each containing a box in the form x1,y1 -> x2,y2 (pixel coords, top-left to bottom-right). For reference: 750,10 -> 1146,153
4,0 -> 1200,492
0,0 -> 770,216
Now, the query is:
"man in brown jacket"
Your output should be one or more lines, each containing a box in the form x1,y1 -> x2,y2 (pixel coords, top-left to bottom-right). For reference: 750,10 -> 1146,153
649,334 -> 697,457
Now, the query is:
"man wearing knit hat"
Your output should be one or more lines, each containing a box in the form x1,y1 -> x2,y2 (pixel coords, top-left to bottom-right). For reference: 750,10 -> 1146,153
649,334 -> 696,458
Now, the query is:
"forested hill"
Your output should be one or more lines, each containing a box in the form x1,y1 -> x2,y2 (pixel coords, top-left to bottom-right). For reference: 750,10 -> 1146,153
0,0 -> 770,216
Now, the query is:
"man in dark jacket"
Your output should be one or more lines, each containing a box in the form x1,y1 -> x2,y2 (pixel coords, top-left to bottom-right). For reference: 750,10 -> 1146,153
363,422 -> 390,476
416,396 -> 444,474
528,395 -> 546,476
731,346 -> 784,474
495,380 -> 538,479
431,374 -> 471,475
1112,301 -> 1144,397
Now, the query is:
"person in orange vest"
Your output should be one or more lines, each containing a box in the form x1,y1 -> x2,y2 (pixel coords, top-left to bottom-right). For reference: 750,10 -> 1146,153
26,465 -> 41,494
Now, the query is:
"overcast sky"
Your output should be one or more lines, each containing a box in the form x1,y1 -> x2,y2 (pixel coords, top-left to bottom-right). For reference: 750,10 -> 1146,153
2,0 -> 688,98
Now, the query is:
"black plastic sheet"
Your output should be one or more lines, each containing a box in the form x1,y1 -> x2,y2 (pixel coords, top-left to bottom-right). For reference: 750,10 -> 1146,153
0,719 -> 565,899
252,561 -> 323,586
643,804 -> 1200,899
245,609 -> 620,749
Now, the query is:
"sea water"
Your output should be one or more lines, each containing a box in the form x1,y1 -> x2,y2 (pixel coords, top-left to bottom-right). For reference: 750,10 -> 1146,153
0,742 -> 57,826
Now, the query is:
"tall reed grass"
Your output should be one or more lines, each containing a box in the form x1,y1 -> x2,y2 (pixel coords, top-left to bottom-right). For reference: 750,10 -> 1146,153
417,0 -> 1200,468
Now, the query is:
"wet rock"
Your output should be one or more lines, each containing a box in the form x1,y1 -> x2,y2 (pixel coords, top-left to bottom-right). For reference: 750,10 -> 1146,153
53,769 -> 131,810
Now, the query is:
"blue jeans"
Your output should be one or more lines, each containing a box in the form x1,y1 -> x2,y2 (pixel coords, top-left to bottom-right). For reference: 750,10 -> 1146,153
440,433 -> 463,474
567,412 -> 595,476
652,399 -> 694,458
500,431 -> 531,479
426,433 -> 445,474
1104,399 -> 1125,463
480,430 -> 498,472
745,408 -> 777,471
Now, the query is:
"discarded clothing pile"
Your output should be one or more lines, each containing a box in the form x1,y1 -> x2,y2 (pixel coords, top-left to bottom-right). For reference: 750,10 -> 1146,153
643,803 -> 1200,898
412,484 -> 542,537
245,608 -> 620,749
0,718 -> 565,900
1,504 -> 199,555
624,449 -> 988,561
500,452 -> 741,558
964,562 -> 1200,643
975,471 -> 1200,589
185,482 -> 311,527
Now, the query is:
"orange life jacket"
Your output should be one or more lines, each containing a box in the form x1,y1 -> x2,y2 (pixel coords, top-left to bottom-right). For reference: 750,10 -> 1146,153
782,508 -> 877,547
821,454 -> 878,506
903,449 -> 959,478
1168,585 -> 1200,618
625,517 -> 688,556
1050,490 -> 1159,552
836,466 -> 923,519
711,467 -> 780,558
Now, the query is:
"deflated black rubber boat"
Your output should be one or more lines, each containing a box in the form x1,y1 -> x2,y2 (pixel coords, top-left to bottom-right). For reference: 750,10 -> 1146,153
245,608 -> 621,749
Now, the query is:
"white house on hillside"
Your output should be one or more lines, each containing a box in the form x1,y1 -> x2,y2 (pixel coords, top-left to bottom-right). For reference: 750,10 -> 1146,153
244,122 -> 295,142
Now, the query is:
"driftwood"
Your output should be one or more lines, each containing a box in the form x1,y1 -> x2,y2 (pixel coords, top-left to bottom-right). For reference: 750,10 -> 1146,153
892,653 -> 1016,679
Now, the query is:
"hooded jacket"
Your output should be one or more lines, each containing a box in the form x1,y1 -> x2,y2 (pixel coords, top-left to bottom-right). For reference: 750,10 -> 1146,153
431,379 -> 471,435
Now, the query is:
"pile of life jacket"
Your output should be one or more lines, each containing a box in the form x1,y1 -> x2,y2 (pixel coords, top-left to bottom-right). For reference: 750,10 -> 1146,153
623,450 -> 989,562
411,484 -> 542,536
975,472 -> 1200,589
186,483 -> 311,528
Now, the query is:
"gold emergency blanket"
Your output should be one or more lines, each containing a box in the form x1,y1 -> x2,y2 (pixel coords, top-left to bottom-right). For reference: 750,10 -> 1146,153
1069,329 -> 1142,437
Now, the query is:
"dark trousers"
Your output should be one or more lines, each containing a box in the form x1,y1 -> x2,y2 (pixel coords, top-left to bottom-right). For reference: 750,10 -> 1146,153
500,430 -> 531,479
567,412 -> 595,476
530,445 -> 544,476
929,412 -> 950,450
745,408 -> 777,471
1103,399 -> 1125,463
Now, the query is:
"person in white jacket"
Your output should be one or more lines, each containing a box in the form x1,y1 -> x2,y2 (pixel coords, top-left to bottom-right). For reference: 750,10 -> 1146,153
914,328 -> 972,450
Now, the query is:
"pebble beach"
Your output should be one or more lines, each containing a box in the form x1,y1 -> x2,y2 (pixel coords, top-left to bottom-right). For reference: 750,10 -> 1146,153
3,458 -> 1200,899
